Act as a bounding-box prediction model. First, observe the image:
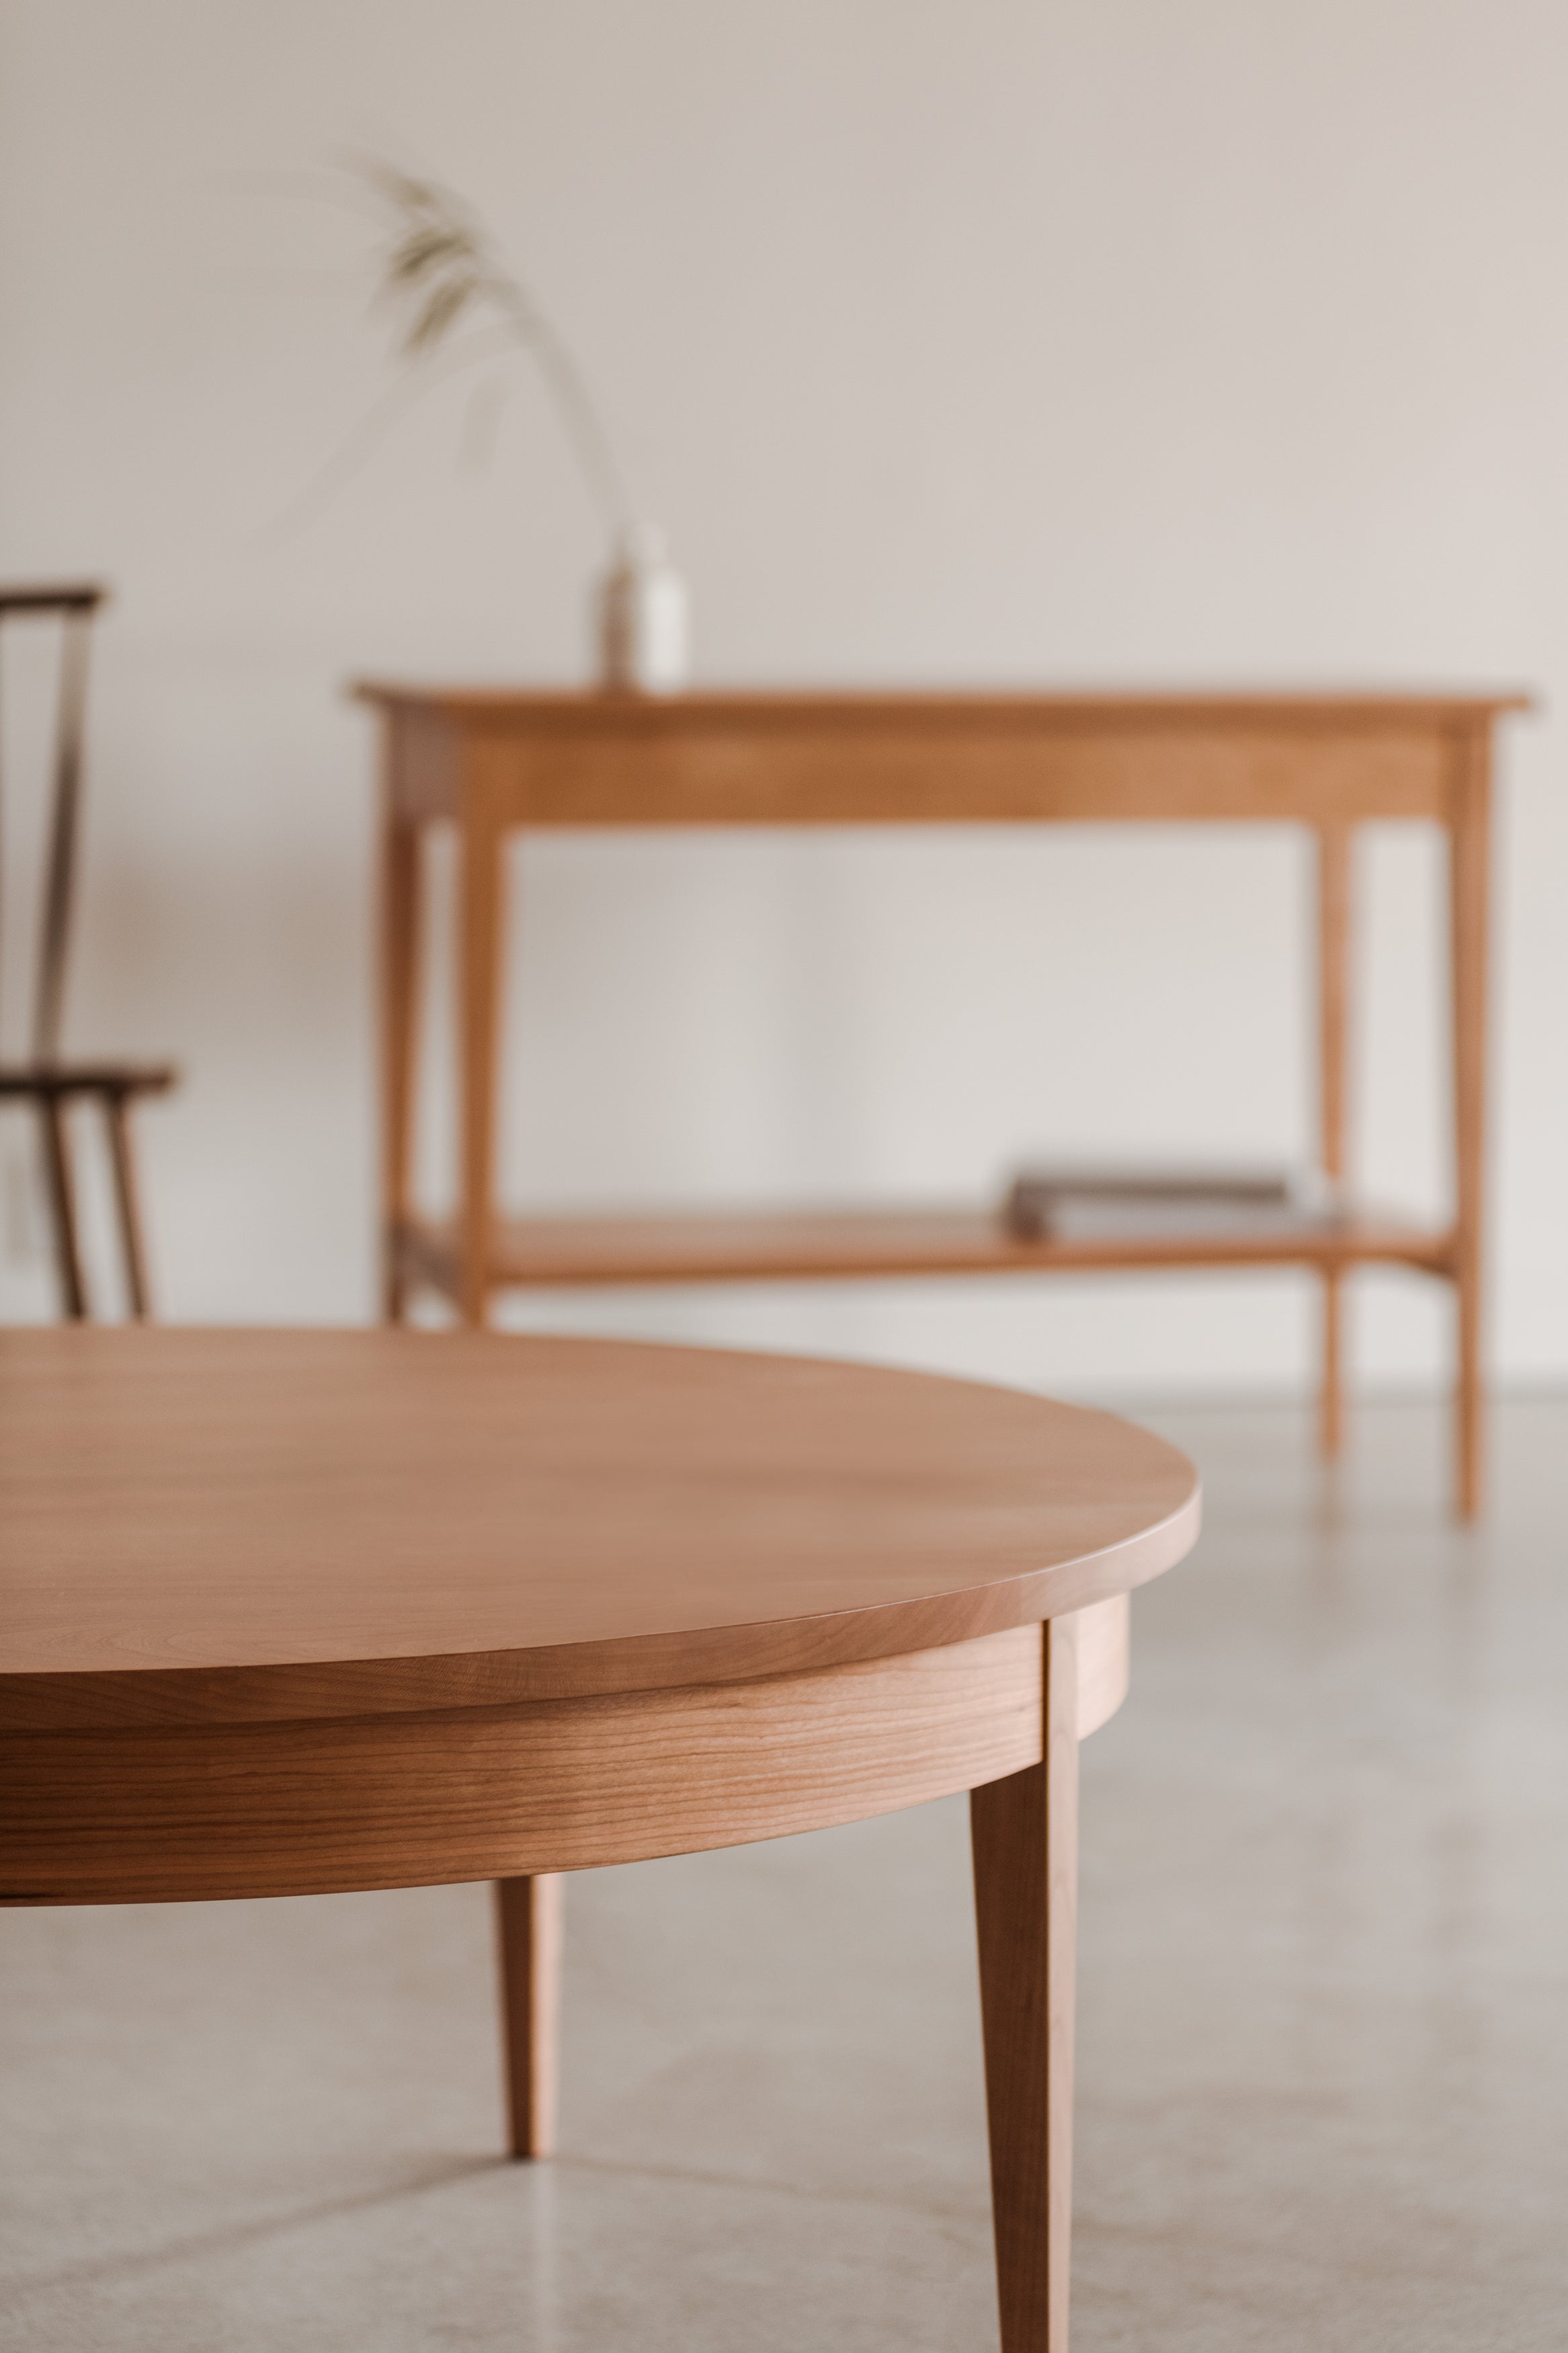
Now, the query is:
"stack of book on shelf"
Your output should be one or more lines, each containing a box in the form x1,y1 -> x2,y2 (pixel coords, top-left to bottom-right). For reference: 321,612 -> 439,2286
1000,1164 -> 1348,1242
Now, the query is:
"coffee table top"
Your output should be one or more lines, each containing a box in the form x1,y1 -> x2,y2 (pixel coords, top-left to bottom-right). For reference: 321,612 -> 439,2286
0,1330 -> 1198,1730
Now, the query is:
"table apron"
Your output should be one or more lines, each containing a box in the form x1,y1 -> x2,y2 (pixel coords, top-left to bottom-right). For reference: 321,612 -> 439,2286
1,1601 -> 1128,1907
390,713 -> 1474,828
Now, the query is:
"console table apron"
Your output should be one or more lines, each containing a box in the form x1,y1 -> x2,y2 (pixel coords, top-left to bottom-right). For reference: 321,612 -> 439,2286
355,688 -> 1530,1515
0,1327 -> 1199,2353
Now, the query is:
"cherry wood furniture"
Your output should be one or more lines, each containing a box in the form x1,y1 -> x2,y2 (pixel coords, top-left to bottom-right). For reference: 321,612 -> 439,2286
0,585 -> 175,1316
357,686 -> 1528,1515
0,1326 -> 1198,2353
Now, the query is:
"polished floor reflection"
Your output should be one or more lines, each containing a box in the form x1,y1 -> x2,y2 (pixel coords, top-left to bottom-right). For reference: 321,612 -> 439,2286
2,1394 -> 1564,2350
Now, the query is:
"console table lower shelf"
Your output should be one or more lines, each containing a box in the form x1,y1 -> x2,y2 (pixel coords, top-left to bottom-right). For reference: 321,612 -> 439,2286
397,1201 -> 1454,1292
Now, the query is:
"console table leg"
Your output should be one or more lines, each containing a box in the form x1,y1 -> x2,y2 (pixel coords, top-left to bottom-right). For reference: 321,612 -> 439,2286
380,812 -> 422,1324
1449,727 -> 1491,1521
495,1873 -> 563,2159
971,1613 -> 1079,2352
458,809 -> 503,1328
1319,1272 -> 1344,1461
1317,822 -> 1352,1462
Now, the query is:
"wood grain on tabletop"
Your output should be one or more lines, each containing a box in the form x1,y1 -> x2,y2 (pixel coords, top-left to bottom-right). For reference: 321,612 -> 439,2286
0,1328 -> 1194,1729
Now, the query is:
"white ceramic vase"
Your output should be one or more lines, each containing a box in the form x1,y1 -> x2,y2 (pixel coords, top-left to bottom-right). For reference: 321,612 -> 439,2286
597,523 -> 689,693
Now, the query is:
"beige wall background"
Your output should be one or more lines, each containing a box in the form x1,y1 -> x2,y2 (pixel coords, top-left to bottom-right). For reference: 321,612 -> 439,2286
0,0 -> 1563,1397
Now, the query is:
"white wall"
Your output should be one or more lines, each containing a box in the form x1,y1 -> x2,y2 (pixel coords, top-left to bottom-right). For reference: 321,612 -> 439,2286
1,0 -> 1563,1398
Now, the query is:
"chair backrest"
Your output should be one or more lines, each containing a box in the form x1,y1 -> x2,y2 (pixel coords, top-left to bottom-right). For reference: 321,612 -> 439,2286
0,584 -> 106,1064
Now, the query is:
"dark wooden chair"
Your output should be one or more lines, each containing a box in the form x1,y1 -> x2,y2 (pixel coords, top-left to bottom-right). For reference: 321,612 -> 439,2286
0,585 -> 176,1317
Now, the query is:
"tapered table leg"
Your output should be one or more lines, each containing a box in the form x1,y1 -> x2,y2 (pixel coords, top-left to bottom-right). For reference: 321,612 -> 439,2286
380,809 -> 423,1324
1319,1271 -> 1344,1460
458,803 -> 503,1329
494,1874 -> 563,2159
971,1614 -> 1079,2353
1449,727 -> 1491,1520
1317,822 -> 1352,1462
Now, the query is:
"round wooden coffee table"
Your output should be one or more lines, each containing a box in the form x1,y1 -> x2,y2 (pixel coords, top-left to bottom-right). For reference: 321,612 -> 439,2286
0,1328 -> 1198,2352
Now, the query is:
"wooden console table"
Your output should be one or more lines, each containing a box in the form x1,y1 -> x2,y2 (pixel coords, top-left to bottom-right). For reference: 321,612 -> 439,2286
355,687 -> 1530,1516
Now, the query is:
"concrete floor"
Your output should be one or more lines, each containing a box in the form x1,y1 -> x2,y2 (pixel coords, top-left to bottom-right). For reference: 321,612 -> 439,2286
2,1394 -> 1565,2350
